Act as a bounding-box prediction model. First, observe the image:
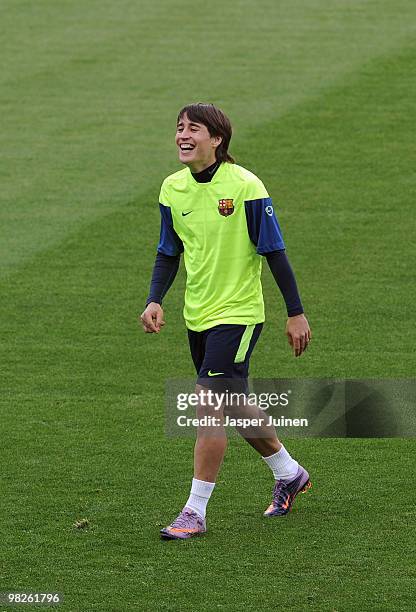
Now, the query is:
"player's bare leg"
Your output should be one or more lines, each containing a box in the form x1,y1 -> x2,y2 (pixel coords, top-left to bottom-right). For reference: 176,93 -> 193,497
194,384 -> 227,482
224,395 -> 281,455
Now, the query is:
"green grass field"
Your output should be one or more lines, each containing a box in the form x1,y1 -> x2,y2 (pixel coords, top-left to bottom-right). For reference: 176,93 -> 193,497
1,1 -> 415,610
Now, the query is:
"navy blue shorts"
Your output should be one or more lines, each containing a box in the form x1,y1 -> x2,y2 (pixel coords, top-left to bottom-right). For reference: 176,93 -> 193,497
187,323 -> 263,389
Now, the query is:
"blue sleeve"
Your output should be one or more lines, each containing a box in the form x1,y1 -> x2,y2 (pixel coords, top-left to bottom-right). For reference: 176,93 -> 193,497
265,251 -> 304,316
157,203 -> 184,256
146,252 -> 180,306
244,197 -> 285,254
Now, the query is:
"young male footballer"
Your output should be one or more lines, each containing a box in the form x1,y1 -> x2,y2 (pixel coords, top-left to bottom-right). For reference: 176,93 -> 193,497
140,103 -> 312,540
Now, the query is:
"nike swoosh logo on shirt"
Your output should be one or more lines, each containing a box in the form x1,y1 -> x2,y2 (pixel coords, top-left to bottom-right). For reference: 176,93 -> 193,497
182,211 -> 193,216
207,370 -> 224,377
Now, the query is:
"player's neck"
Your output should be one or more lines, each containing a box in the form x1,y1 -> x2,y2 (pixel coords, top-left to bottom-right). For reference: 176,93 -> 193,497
191,160 -> 221,183
187,154 -> 218,174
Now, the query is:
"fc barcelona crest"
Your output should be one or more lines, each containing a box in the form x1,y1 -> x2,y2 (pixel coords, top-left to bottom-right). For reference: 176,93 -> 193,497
218,199 -> 234,217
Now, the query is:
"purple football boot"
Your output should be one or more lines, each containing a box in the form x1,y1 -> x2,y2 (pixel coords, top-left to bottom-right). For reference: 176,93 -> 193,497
160,507 -> 207,540
264,465 -> 312,517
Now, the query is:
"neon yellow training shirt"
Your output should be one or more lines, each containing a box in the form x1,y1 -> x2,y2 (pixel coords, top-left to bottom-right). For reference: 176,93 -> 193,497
157,162 -> 285,332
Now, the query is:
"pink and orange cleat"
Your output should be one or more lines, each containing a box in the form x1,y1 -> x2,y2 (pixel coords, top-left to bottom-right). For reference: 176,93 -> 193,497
160,507 -> 207,540
264,465 -> 312,517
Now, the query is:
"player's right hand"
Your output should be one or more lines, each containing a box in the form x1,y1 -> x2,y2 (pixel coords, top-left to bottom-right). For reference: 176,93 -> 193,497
140,302 -> 165,333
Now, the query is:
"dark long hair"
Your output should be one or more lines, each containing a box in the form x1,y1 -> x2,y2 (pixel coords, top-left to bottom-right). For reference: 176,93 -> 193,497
177,103 -> 235,163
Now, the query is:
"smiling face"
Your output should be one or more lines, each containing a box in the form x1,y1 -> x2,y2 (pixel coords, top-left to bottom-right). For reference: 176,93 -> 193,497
175,112 -> 222,173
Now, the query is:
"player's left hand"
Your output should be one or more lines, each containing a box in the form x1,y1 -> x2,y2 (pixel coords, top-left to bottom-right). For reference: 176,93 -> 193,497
286,314 -> 311,357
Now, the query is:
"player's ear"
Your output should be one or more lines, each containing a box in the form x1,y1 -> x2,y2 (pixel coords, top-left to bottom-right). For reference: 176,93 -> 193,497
211,135 -> 222,148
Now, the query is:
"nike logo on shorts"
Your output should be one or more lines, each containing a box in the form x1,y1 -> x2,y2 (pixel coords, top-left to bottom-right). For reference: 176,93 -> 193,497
182,211 -> 193,216
207,370 -> 224,377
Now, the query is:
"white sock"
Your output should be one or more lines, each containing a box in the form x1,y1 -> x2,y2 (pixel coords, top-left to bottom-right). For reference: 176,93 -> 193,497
262,445 -> 299,481
185,478 -> 215,519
